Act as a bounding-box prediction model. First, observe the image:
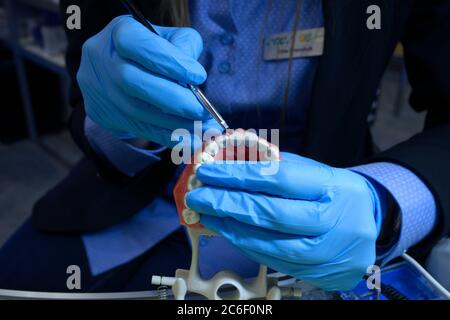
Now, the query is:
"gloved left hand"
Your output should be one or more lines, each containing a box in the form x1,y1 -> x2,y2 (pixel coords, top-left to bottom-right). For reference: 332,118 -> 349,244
186,152 -> 383,291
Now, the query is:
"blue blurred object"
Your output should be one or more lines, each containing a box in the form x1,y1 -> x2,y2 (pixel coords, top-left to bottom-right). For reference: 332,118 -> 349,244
340,261 -> 446,300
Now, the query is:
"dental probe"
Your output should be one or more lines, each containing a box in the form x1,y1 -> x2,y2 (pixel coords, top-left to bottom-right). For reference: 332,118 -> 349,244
121,0 -> 230,130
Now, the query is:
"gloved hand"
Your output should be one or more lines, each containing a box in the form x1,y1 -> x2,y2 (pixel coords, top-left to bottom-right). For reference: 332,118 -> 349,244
186,152 -> 384,291
77,15 -> 220,148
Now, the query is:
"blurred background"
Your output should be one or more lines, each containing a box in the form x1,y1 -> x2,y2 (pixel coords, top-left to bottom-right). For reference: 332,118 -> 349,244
0,0 -> 425,246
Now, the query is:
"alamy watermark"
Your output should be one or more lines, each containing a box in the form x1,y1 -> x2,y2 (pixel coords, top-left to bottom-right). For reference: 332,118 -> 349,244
366,264 -> 381,291
366,5 -> 381,30
66,5 -> 81,30
66,265 -> 81,290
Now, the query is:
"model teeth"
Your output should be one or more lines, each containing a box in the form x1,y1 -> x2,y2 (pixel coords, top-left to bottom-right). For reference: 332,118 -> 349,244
201,152 -> 215,163
193,163 -> 202,173
256,139 -> 280,161
228,132 -> 244,147
257,139 -> 270,152
182,208 -> 200,225
215,135 -> 227,148
204,141 -> 219,157
244,131 -> 258,147
188,175 -> 203,190
267,148 -> 280,161
266,147 -> 279,161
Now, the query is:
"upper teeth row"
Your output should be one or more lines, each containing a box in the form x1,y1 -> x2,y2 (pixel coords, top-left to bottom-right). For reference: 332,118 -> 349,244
201,133 -> 279,161
215,131 -> 258,148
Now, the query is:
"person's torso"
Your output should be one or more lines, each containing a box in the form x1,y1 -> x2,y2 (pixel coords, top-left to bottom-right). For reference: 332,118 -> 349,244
191,0 -> 324,153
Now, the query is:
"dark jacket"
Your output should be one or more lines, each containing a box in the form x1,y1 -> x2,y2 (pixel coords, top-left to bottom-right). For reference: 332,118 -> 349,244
33,0 -> 450,260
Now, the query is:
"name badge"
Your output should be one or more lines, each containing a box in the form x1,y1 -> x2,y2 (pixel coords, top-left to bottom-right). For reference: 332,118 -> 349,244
264,27 -> 324,61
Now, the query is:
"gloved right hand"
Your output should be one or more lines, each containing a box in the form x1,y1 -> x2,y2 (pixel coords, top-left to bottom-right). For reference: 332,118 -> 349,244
77,15 -> 219,148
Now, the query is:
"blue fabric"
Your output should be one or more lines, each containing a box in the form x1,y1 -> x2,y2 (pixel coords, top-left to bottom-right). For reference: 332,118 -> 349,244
191,0 -> 324,153
82,197 -> 181,275
352,162 -> 437,264
82,0 -> 325,276
0,220 -> 192,292
84,117 -> 164,176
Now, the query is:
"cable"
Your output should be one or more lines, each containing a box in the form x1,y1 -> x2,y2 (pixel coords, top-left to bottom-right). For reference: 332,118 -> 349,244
0,289 -> 162,300
402,252 -> 450,300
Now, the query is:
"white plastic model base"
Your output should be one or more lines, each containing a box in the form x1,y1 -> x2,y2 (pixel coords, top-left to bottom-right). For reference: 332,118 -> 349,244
152,131 -> 300,300
153,228 -> 276,300
152,229 -> 301,300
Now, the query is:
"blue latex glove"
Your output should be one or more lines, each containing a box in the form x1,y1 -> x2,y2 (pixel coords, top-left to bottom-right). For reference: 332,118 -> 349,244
77,15 -> 221,148
186,152 -> 383,291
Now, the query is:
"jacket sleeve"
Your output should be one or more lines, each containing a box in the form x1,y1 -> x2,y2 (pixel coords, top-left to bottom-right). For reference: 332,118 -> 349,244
60,0 -> 130,182
371,0 -> 450,257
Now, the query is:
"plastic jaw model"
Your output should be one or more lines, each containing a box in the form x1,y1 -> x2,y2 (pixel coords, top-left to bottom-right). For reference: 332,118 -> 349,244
151,129 -> 300,300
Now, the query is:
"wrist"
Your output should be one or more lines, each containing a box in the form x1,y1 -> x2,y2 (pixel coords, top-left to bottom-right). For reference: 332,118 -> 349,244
362,174 -> 385,237
363,174 -> 401,249
376,188 -> 401,250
